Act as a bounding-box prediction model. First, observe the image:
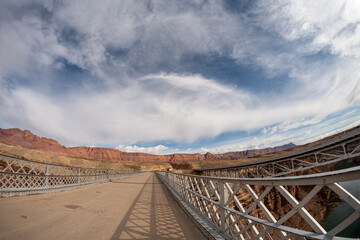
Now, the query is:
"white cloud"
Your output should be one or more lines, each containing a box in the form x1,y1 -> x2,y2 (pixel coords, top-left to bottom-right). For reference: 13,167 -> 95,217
197,147 -> 209,154
190,135 -> 287,154
1,0 -> 360,80
303,119 -> 360,144
247,138 -> 259,149
207,144 -> 246,154
0,70 -> 359,146
116,144 -> 168,155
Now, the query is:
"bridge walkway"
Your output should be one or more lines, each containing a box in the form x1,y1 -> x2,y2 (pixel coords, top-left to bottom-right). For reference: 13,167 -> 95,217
0,172 -> 204,240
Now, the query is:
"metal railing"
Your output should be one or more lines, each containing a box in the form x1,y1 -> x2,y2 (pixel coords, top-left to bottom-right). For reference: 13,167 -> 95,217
0,154 -> 142,197
196,127 -> 360,178
157,167 -> 360,239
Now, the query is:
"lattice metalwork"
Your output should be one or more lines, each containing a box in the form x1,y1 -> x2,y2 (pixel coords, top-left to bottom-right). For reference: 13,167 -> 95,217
0,154 -> 141,197
198,127 -> 360,178
157,166 -> 360,239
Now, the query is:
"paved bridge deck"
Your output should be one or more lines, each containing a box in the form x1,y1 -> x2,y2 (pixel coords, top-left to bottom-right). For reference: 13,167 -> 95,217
0,173 -> 204,240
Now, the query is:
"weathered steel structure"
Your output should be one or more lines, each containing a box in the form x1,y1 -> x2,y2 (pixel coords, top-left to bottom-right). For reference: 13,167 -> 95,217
196,127 -> 360,178
0,154 -> 142,197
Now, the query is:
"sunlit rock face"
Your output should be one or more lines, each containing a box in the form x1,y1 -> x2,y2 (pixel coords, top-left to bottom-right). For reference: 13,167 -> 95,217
0,128 -> 295,162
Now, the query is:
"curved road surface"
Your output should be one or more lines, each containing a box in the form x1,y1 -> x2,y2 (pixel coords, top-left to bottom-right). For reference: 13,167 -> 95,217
0,173 -> 205,240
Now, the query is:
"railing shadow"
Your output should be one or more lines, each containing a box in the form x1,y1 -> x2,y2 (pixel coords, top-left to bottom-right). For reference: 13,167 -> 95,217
110,174 -> 198,240
110,181 -> 162,185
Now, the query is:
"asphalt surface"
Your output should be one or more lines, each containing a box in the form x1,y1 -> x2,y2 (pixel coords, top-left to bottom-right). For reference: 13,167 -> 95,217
0,173 -> 205,240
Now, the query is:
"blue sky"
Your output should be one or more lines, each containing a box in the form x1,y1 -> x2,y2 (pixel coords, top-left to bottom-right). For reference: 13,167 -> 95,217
0,0 -> 360,154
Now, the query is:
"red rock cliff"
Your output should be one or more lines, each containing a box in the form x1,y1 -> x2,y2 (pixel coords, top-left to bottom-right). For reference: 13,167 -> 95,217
0,128 -> 295,162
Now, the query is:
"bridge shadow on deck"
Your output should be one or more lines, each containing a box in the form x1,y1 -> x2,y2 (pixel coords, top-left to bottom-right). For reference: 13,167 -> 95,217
110,174 -> 201,240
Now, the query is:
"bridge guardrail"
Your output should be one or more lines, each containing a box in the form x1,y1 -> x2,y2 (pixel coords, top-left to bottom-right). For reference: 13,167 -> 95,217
157,167 -> 360,239
0,154 -> 142,197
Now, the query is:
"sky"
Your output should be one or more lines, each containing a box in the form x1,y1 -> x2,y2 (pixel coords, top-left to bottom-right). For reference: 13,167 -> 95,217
0,0 -> 360,155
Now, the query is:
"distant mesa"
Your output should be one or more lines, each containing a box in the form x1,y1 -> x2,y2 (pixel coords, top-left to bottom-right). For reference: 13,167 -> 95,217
0,128 -> 296,163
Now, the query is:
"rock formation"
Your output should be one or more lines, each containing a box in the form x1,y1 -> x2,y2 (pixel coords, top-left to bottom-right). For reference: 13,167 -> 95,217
0,128 -> 296,162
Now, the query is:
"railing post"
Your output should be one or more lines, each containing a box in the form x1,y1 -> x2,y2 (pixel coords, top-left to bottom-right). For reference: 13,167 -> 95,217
95,170 -> 98,182
77,169 -> 81,184
45,165 -> 49,188
107,169 -> 110,180
219,180 -> 228,233
165,172 -> 169,184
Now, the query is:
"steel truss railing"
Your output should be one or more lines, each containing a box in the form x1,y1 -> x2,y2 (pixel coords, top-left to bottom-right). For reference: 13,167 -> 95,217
0,154 -> 142,197
157,167 -> 360,239
197,127 -> 360,178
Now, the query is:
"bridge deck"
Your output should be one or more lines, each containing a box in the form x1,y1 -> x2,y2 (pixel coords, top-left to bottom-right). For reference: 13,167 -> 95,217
0,173 -> 204,240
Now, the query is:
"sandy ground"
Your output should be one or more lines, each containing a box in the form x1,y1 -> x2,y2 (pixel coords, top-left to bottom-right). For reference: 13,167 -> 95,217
0,173 -> 205,240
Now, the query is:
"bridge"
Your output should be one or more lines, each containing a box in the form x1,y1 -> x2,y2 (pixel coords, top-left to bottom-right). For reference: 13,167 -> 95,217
1,127 -> 360,239
0,172 -> 204,240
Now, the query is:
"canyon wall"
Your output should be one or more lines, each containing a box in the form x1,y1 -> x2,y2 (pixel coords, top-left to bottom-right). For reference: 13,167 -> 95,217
0,128 -> 295,162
